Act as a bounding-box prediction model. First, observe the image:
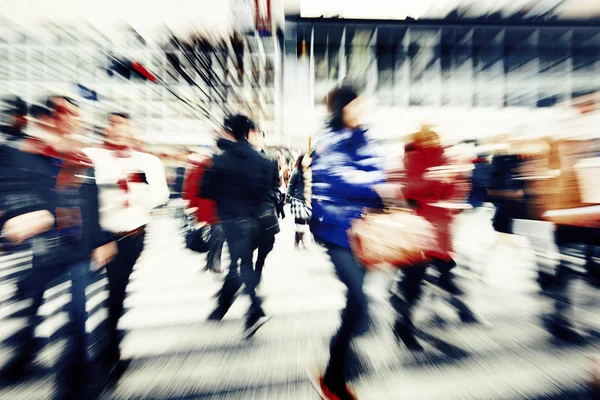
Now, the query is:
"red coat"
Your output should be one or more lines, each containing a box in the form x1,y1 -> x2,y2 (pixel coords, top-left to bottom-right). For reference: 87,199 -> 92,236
183,156 -> 219,225
399,145 -> 459,261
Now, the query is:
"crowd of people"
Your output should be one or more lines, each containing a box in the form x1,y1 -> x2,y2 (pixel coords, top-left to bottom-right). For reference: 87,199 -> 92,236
0,96 -> 170,399
0,84 -> 599,400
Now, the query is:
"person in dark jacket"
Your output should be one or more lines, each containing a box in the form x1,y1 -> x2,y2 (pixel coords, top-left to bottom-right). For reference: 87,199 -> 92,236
0,96 -> 116,399
247,129 -> 281,285
0,97 -> 55,252
310,86 -> 387,400
202,115 -> 272,339
287,153 -> 312,248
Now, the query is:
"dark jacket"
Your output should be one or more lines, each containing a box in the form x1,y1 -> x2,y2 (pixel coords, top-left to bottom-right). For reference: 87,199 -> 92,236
0,138 -> 105,269
0,138 -> 50,227
287,169 -> 305,202
468,158 -> 493,208
489,154 -> 527,233
201,139 -> 272,222
261,150 -> 282,209
257,150 -> 281,235
310,128 -> 385,249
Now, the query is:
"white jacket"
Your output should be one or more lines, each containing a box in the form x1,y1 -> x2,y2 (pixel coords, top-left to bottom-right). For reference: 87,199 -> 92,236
84,147 -> 170,234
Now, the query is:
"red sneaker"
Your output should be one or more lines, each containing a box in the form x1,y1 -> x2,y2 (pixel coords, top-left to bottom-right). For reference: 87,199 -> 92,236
320,377 -> 358,400
307,367 -> 358,400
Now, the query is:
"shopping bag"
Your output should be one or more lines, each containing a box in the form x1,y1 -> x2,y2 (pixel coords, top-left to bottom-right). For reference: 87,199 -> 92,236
348,208 -> 436,269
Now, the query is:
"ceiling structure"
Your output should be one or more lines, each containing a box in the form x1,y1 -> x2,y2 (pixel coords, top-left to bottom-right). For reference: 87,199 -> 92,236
282,0 -> 600,21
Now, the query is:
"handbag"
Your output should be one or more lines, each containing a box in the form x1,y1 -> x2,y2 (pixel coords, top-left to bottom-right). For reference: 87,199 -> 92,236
348,207 -> 436,269
184,214 -> 211,253
290,196 -> 312,220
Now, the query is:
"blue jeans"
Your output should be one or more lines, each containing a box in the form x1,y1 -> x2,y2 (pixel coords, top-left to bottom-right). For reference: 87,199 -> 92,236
217,218 -> 264,320
14,260 -> 90,386
323,243 -> 368,388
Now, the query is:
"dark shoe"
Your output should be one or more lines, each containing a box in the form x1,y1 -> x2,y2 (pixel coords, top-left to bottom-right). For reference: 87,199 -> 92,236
0,348 -> 36,384
294,232 -> 300,248
298,232 -> 306,248
437,274 -> 464,296
243,314 -> 271,340
537,270 -> 556,292
543,316 -> 585,344
393,324 -> 424,352
107,359 -> 131,383
0,361 -> 27,384
450,297 -> 480,324
458,309 -> 480,324
207,307 -> 225,322
55,371 -> 100,400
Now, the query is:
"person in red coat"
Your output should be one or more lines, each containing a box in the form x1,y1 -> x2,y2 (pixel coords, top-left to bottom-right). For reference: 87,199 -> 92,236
183,153 -> 224,273
390,127 -> 477,351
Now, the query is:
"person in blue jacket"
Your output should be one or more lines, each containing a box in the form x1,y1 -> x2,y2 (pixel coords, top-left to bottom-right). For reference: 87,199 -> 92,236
310,85 -> 387,400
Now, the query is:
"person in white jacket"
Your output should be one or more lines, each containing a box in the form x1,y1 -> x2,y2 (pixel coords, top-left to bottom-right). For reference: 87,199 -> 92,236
84,112 -> 169,377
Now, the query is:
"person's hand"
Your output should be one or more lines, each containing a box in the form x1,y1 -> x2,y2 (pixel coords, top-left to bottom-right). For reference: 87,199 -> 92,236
424,167 -> 458,183
184,207 -> 198,216
2,210 -> 55,244
91,241 -> 118,271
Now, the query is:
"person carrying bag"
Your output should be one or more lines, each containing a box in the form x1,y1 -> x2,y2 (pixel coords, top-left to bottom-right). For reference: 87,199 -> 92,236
287,153 -> 312,248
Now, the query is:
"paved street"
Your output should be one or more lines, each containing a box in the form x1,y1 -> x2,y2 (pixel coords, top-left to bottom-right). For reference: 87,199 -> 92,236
1,208 -> 600,399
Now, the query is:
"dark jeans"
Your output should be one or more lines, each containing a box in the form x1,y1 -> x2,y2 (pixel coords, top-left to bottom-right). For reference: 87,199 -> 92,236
547,227 -> 600,324
105,232 -> 145,360
207,223 -> 225,272
255,233 -> 275,284
391,258 -> 457,329
12,260 -> 90,386
217,218 -> 264,320
323,243 -> 368,389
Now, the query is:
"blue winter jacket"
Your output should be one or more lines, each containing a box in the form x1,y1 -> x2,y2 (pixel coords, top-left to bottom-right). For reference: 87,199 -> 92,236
310,128 -> 386,249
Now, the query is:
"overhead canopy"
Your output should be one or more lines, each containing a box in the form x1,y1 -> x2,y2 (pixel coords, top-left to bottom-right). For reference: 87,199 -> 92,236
293,0 -> 600,20
0,0 -> 236,44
